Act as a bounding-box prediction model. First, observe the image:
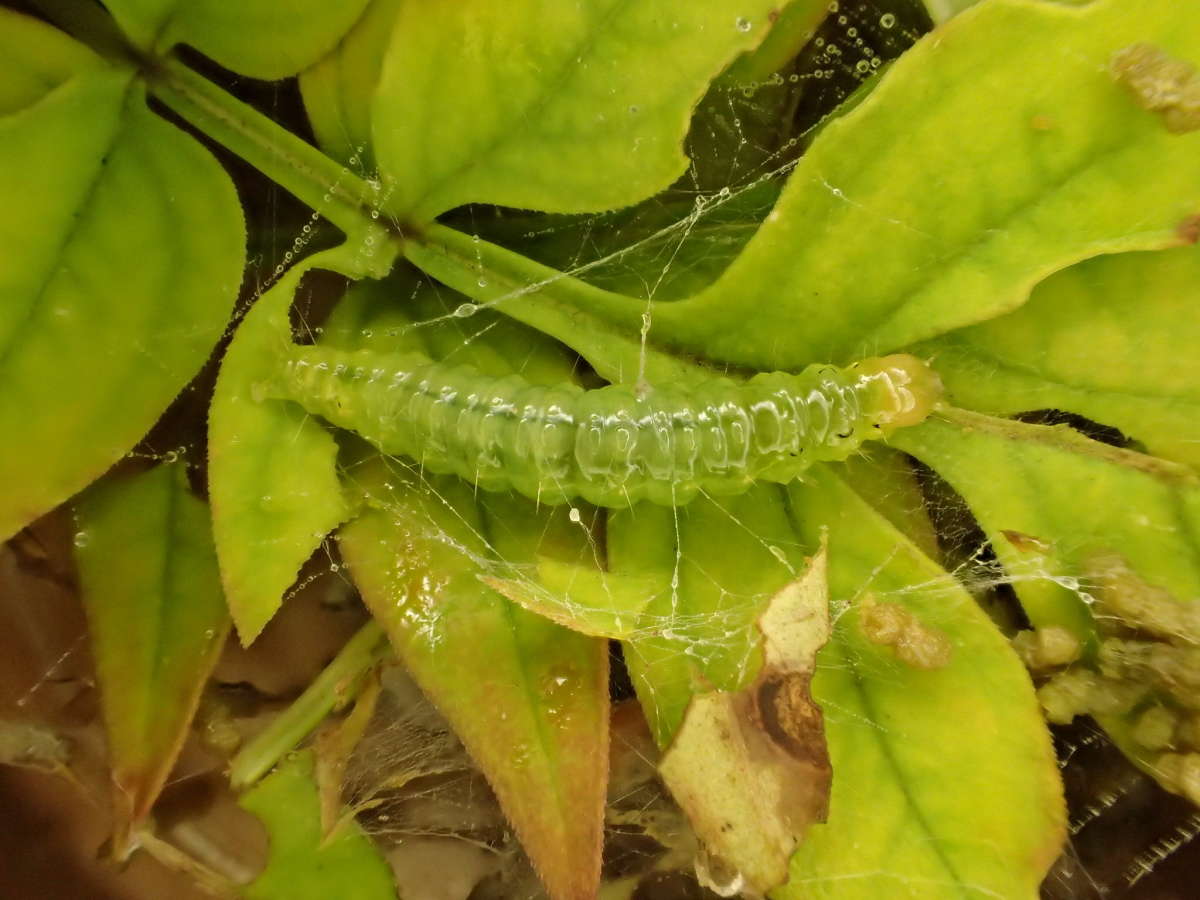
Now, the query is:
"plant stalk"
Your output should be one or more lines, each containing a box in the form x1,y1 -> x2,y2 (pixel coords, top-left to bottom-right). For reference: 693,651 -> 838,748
229,619 -> 390,790
146,59 -> 384,242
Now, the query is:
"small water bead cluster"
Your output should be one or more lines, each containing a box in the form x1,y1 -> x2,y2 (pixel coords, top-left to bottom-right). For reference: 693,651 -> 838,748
1111,43 -> 1200,134
1028,554 -> 1200,805
259,348 -> 941,508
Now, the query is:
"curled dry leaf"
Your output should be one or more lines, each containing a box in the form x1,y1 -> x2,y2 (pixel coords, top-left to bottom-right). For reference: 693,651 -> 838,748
658,547 -> 832,897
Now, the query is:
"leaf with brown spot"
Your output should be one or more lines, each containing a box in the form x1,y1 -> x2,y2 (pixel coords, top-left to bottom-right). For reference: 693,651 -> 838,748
659,548 -> 832,897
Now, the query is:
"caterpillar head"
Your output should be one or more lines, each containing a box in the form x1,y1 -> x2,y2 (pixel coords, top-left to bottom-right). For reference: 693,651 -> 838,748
855,354 -> 943,429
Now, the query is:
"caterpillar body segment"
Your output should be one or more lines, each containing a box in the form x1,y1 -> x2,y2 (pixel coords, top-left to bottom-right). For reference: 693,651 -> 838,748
261,347 -> 941,507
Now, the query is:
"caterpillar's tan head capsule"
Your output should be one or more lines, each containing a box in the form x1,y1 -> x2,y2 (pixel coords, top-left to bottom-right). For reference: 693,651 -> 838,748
856,354 -> 943,429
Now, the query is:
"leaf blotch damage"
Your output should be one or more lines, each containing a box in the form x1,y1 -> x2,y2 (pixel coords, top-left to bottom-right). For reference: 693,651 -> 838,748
860,596 -> 954,670
659,550 -> 833,897
1112,43 -> 1200,134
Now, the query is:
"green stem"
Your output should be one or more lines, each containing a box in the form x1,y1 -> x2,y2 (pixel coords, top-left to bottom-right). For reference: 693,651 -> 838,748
406,224 -> 702,385
146,59 -> 384,241
229,620 -> 390,790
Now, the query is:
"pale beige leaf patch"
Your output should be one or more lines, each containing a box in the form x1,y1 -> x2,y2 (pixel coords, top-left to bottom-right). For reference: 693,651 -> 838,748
658,547 -> 832,897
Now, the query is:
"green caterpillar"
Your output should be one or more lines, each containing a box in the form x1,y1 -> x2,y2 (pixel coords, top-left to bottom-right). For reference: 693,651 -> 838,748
258,347 -> 942,507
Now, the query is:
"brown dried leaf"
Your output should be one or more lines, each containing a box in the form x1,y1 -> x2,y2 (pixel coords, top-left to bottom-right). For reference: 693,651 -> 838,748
658,548 -> 832,896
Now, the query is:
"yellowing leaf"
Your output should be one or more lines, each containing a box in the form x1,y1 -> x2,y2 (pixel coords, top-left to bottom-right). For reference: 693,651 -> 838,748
104,0 -> 373,80
659,550 -> 832,897
372,0 -> 783,220
918,246 -> 1200,468
74,463 -> 229,852
339,464 -> 609,900
780,466 -> 1065,899
0,10 -> 243,541
208,247 -> 366,644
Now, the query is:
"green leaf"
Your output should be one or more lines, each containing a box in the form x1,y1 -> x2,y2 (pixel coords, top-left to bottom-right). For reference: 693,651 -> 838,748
921,0 -> 980,24
892,409 -> 1200,641
779,466 -> 1064,899
372,0 -> 783,220
73,463 -> 229,851
609,486 -> 807,747
239,750 -> 396,900
451,0 -> 1200,372
0,6 -> 98,114
299,0 -> 403,170
916,245 -> 1200,468
339,464 -> 609,900
645,0 -> 1200,369
719,0 -> 828,86
209,246 -> 368,644
103,0 -> 373,80
0,10 -> 244,541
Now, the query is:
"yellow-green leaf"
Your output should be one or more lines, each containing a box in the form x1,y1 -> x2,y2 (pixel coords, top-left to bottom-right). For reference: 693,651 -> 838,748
208,247 -> 364,644
917,245 -> 1200,468
779,466 -> 1065,899
339,464 -> 609,900
893,408 -> 1200,641
74,463 -> 229,851
372,0 -> 783,220
641,0 -> 1200,369
0,9 -> 243,541
240,750 -> 396,900
610,486 -> 808,747
103,0 -> 373,80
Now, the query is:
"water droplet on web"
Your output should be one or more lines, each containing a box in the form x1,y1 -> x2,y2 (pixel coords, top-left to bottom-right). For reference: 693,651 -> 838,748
880,12 -> 897,29
476,276 -> 489,288
72,531 -> 90,549
568,507 -> 582,523
453,302 -> 478,318
735,16 -> 752,32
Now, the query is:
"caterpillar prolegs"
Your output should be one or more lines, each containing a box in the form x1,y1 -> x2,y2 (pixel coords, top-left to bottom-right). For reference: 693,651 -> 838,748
259,347 -> 942,507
